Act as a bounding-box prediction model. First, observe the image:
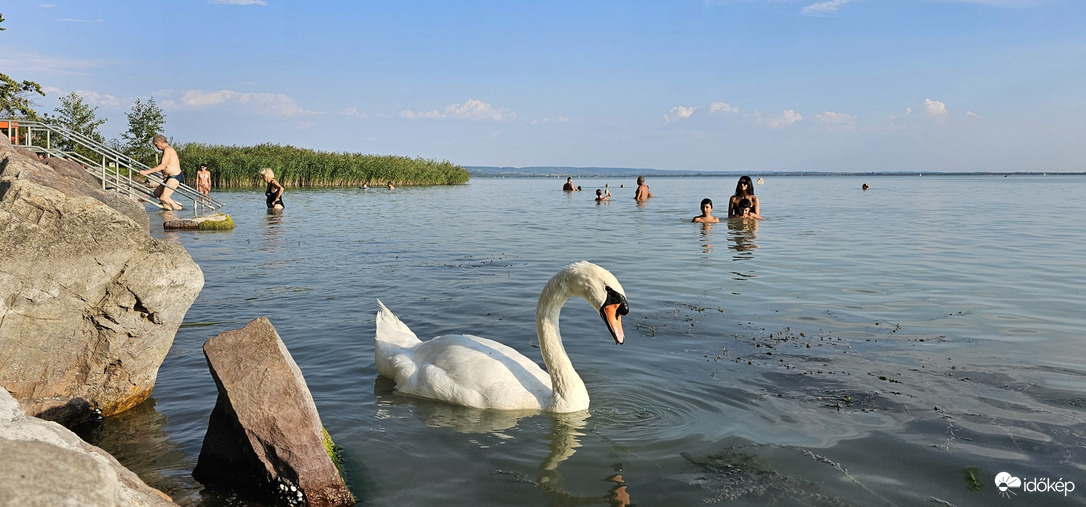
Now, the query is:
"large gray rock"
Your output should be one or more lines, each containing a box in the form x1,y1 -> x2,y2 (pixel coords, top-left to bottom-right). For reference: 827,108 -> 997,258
0,140 -> 203,425
193,317 -> 354,506
0,388 -> 177,506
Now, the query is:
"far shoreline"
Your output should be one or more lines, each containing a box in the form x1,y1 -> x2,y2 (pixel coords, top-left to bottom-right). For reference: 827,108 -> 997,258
468,166 -> 1086,178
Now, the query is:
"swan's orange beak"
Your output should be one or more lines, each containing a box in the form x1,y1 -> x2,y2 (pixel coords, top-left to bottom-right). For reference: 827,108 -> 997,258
600,286 -> 629,345
601,303 -> 627,345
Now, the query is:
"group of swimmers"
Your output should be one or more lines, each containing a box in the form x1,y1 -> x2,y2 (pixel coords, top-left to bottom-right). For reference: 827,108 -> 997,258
566,176 -> 655,202
692,175 -> 763,223
564,174 -> 763,223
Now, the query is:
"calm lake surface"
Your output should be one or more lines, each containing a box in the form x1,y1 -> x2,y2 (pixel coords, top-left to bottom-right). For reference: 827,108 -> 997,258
80,175 -> 1086,506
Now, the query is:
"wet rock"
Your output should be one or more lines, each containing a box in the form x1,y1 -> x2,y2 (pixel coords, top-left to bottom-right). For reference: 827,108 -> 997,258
193,317 -> 354,506
0,140 -> 203,425
0,388 -> 177,506
163,212 -> 235,230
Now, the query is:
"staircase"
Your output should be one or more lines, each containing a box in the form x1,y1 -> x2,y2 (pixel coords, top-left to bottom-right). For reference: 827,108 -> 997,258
2,119 -> 226,212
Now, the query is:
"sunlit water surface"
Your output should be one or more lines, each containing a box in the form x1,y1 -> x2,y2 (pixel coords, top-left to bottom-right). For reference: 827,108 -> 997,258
79,175 -> 1086,506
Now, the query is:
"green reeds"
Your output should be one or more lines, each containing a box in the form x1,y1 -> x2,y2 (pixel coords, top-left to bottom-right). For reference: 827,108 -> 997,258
176,143 -> 470,188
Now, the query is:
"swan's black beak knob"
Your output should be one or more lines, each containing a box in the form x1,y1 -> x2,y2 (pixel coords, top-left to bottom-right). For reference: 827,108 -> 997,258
600,286 -> 629,345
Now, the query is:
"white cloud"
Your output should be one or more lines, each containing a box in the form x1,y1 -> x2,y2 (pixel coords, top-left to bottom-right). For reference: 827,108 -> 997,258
905,107 -> 913,115
401,108 -> 444,119
340,107 -> 367,118
0,50 -> 97,75
817,111 -> 855,128
767,109 -> 803,128
710,101 -> 739,114
965,110 -> 979,117
178,89 -> 312,116
73,90 -> 122,107
447,99 -> 514,121
211,0 -> 267,5
401,99 -> 515,121
803,0 -> 859,15
924,98 -> 948,119
665,105 -> 696,123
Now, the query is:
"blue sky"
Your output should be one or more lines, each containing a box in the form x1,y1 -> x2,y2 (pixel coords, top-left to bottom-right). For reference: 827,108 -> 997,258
2,0 -> 1084,172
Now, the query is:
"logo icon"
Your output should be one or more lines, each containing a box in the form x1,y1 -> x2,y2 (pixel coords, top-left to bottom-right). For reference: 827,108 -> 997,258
996,472 -> 1021,498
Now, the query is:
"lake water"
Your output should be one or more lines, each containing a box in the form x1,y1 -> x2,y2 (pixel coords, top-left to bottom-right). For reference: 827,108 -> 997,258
77,175 -> 1086,506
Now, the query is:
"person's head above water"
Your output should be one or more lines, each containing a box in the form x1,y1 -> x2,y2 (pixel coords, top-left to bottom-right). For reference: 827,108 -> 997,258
737,197 -> 752,213
735,176 -> 755,196
701,198 -> 713,210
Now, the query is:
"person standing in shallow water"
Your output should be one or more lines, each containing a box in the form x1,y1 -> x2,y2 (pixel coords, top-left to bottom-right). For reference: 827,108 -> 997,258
728,175 -> 759,218
195,164 -> 212,195
634,176 -> 654,201
261,168 -> 284,210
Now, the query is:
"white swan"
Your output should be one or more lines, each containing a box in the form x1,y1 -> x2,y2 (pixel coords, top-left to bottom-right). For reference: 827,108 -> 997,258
375,261 -> 629,413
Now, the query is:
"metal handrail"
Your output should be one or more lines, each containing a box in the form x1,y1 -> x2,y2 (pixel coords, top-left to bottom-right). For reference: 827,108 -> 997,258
2,119 -> 225,212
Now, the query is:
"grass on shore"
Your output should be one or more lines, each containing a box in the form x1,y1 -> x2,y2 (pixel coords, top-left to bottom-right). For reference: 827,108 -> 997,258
177,143 -> 470,188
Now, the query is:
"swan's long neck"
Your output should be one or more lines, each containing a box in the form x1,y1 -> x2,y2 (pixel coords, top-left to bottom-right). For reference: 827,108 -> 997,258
536,276 -> 589,412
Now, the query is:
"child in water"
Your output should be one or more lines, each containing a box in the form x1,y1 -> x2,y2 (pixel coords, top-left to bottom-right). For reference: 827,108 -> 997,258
260,168 -> 284,210
692,198 -> 719,223
732,198 -> 763,220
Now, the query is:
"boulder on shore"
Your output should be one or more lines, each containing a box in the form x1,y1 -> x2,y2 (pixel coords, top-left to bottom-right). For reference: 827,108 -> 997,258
193,317 -> 354,506
0,387 -> 177,506
0,140 -> 204,426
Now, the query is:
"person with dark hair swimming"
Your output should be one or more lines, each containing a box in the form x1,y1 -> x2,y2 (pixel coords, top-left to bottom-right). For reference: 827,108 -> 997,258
732,197 -> 763,220
692,198 -> 719,223
728,175 -> 760,218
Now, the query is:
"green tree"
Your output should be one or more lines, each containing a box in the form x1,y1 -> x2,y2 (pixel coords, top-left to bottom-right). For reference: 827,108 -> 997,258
0,13 -> 45,121
44,91 -> 107,158
121,97 -> 165,165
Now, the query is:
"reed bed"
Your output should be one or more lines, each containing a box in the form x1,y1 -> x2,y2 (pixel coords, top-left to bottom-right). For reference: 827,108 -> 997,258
177,143 -> 470,188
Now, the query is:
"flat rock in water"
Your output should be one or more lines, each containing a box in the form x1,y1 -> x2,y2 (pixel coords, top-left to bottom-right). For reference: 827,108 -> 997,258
164,212 -> 235,230
193,317 -> 354,506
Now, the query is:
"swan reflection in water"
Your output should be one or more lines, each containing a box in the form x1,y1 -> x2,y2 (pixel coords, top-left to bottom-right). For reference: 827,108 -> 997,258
372,380 -> 632,505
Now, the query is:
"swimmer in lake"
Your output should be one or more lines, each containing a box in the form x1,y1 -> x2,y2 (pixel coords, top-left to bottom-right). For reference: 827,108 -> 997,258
634,176 -> 654,201
692,198 -> 719,223
728,175 -> 759,218
595,188 -> 611,202
732,197 -> 763,220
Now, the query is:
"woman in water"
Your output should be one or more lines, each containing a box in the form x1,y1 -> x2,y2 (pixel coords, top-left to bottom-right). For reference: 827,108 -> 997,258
728,175 -> 759,218
260,168 -> 284,210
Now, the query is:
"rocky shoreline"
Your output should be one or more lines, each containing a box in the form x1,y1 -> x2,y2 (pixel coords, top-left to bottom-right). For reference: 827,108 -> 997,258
0,140 -> 352,505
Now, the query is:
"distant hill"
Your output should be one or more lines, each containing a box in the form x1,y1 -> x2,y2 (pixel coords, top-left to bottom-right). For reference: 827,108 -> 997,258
465,166 -> 1078,178
466,166 -> 729,178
